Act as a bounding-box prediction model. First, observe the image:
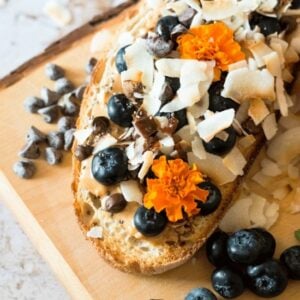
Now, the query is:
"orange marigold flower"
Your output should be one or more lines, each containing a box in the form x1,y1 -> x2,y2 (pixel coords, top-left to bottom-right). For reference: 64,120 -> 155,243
143,156 -> 209,222
177,22 -> 245,72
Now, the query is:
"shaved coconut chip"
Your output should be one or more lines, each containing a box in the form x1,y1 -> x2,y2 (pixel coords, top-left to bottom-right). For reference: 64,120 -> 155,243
118,31 -> 134,47
263,52 -> 281,77
235,101 -> 250,123
258,0 -> 278,12
160,135 -> 175,155
181,60 -> 212,84
222,13 -> 245,31
285,46 -> 299,64
288,163 -> 299,180
264,202 -> 279,229
188,93 -> 209,118
142,71 -> 164,116
176,125 -> 194,143
138,151 -> 154,180
262,113 -> 278,140
270,39 -> 287,65
239,134 -> 256,149
155,58 -> 184,77
183,0 -> 201,12
228,60 -> 248,72
272,186 -> 290,200
248,98 -> 270,125
155,116 -> 169,129
90,30 -> 112,53
126,137 -> 145,168
125,39 -> 154,92
222,68 -> 275,103
248,58 -> 258,71
252,171 -> 273,188
44,1 -> 72,28
120,180 -> 143,204
261,158 -> 282,177
291,37 -> 300,54
187,112 -> 197,134
197,109 -> 235,143
93,134 -> 117,154
192,136 -> 207,160
250,42 -> 273,68
276,77 -> 288,117
166,1 -> 188,15
87,226 -> 103,239
249,194 -> 267,228
188,152 -> 236,185
223,147 -> 247,176
220,197 -> 253,232
74,128 -> 93,145
282,69 -> 294,83
190,12 -> 204,28
121,68 -> 142,82
201,0 -> 238,21
146,0 -> 164,9
215,131 -> 229,142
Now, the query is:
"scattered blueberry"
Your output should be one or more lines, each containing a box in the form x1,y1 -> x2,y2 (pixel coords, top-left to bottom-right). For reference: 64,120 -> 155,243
45,147 -> 63,165
134,206 -> 167,237
280,245 -> 300,280
156,16 -> 179,41
212,267 -> 245,299
24,96 -> 44,113
47,131 -> 64,150
57,116 -> 75,132
55,78 -> 74,95
203,127 -> 236,156
26,126 -> 47,144
115,45 -> 129,73
206,231 -> 230,267
250,12 -> 282,36
18,141 -> 40,159
40,87 -> 60,106
185,288 -> 217,300
13,160 -> 36,179
251,228 -> 276,261
38,105 -> 60,123
74,145 -> 94,161
107,94 -> 135,127
45,63 -> 65,81
246,260 -> 288,297
197,181 -> 222,216
92,147 -> 128,185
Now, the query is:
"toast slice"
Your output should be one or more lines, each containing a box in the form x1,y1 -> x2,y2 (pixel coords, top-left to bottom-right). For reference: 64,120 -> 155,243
72,0 -> 296,274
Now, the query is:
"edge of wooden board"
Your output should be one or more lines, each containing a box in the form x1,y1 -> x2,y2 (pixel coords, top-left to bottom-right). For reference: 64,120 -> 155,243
0,172 -> 92,300
0,0 -> 138,90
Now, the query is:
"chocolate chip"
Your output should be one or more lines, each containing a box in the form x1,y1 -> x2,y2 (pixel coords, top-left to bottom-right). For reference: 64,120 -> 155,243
40,87 -> 60,106
60,95 -> 79,116
64,128 -> 75,151
134,116 -> 157,138
178,7 -> 196,28
26,126 -> 47,143
45,147 -> 63,165
18,141 -> 40,159
24,96 -> 44,113
47,131 -> 64,150
86,57 -> 98,74
38,105 -> 60,123
45,63 -> 65,81
103,193 -> 127,213
159,82 -> 175,104
74,145 -> 93,161
74,85 -> 86,101
57,116 -> 75,132
146,35 -> 174,58
92,116 -> 110,135
170,24 -> 187,42
13,160 -> 36,179
55,78 -> 75,95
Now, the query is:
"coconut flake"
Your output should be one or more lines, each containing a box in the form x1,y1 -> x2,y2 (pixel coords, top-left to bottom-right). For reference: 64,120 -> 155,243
262,113 -> 278,140
263,52 -> 281,77
155,58 -> 184,77
74,128 -> 93,145
248,98 -> 270,125
138,151 -> 154,180
176,125 -> 194,143
239,134 -> 256,149
261,158 -> 282,177
120,180 -> 143,204
276,77 -> 288,117
249,194 -> 267,228
201,0 -> 238,21
118,31 -> 134,47
93,134 -> 117,154
90,30 -> 112,53
160,135 -> 175,155
197,109 -> 235,143
191,136 -> 207,160
272,186 -> 290,200
264,202 -> 279,229
223,147 -> 247,176
222,68 -> 275,102
258,0 -> 277,12
228,60 -> 248,72
250,42 -> 273,68
87,226 -> 103,239
44,1 -> 72,27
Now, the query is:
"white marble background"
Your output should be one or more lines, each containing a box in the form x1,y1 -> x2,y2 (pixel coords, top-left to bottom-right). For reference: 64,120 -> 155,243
0,0 -> 125,299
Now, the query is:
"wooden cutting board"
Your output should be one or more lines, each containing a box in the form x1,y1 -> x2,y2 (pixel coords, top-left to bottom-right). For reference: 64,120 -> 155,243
0,2 -> 299,299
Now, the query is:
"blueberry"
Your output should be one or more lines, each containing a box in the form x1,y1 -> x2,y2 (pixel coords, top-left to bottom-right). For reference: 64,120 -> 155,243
212,267 -> 245,299
208,81 -> 239,112
185,287 -> 217,300
115,45 -> 130,73
107,94 -> 135,128
280,245 -> 300,279
197,181 -> 222,216
156,16 -> 179,41
203,127 -> 236,156
206,231 -> 230,267
250,12 -> 282,36
246,260 -> 288,297
165,76 -> 180,92
134,206 -> 167,236
251,228 -> 276,261
92,147 -> 128,186
227,229 -> 270,265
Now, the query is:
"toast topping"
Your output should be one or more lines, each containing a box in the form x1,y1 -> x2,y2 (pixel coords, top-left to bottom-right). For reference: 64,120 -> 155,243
144,156 -> 209,222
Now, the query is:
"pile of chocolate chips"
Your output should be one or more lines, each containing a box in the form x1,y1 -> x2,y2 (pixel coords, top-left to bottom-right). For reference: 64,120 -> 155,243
13,58 -> 98,179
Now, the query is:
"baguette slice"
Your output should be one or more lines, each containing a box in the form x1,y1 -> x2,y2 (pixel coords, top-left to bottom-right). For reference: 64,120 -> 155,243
72,0 -> 294,274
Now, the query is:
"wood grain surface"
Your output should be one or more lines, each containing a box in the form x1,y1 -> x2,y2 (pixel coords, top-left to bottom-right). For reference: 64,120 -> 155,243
0,2 -> 299,299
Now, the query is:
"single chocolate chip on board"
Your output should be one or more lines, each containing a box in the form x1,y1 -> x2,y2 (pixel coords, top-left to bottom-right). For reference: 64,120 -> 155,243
86,57 -> 98,74
64,128 -> 75,151
60,95 -> 79,116
45,63 -> 65,81
40,87 -> 60,106
57,116 -> 75,132
55,78 -> 75,95
74,145 -> 94,161
45,147 -> 63,165
13,160 -> 36,179
24,96 -> 44,113
18,141 -> 40,159
38,105 -> 60,123
26,126 -> 47,143
75,85 -> 86,101
47,131 -> 64,150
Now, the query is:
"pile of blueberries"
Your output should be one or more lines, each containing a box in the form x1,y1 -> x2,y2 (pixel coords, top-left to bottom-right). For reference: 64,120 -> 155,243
185,228 -> 300,299
13,58 -> 98,179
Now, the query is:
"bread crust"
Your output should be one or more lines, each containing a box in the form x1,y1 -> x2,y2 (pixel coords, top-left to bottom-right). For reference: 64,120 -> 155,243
72,1 -> 266,275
